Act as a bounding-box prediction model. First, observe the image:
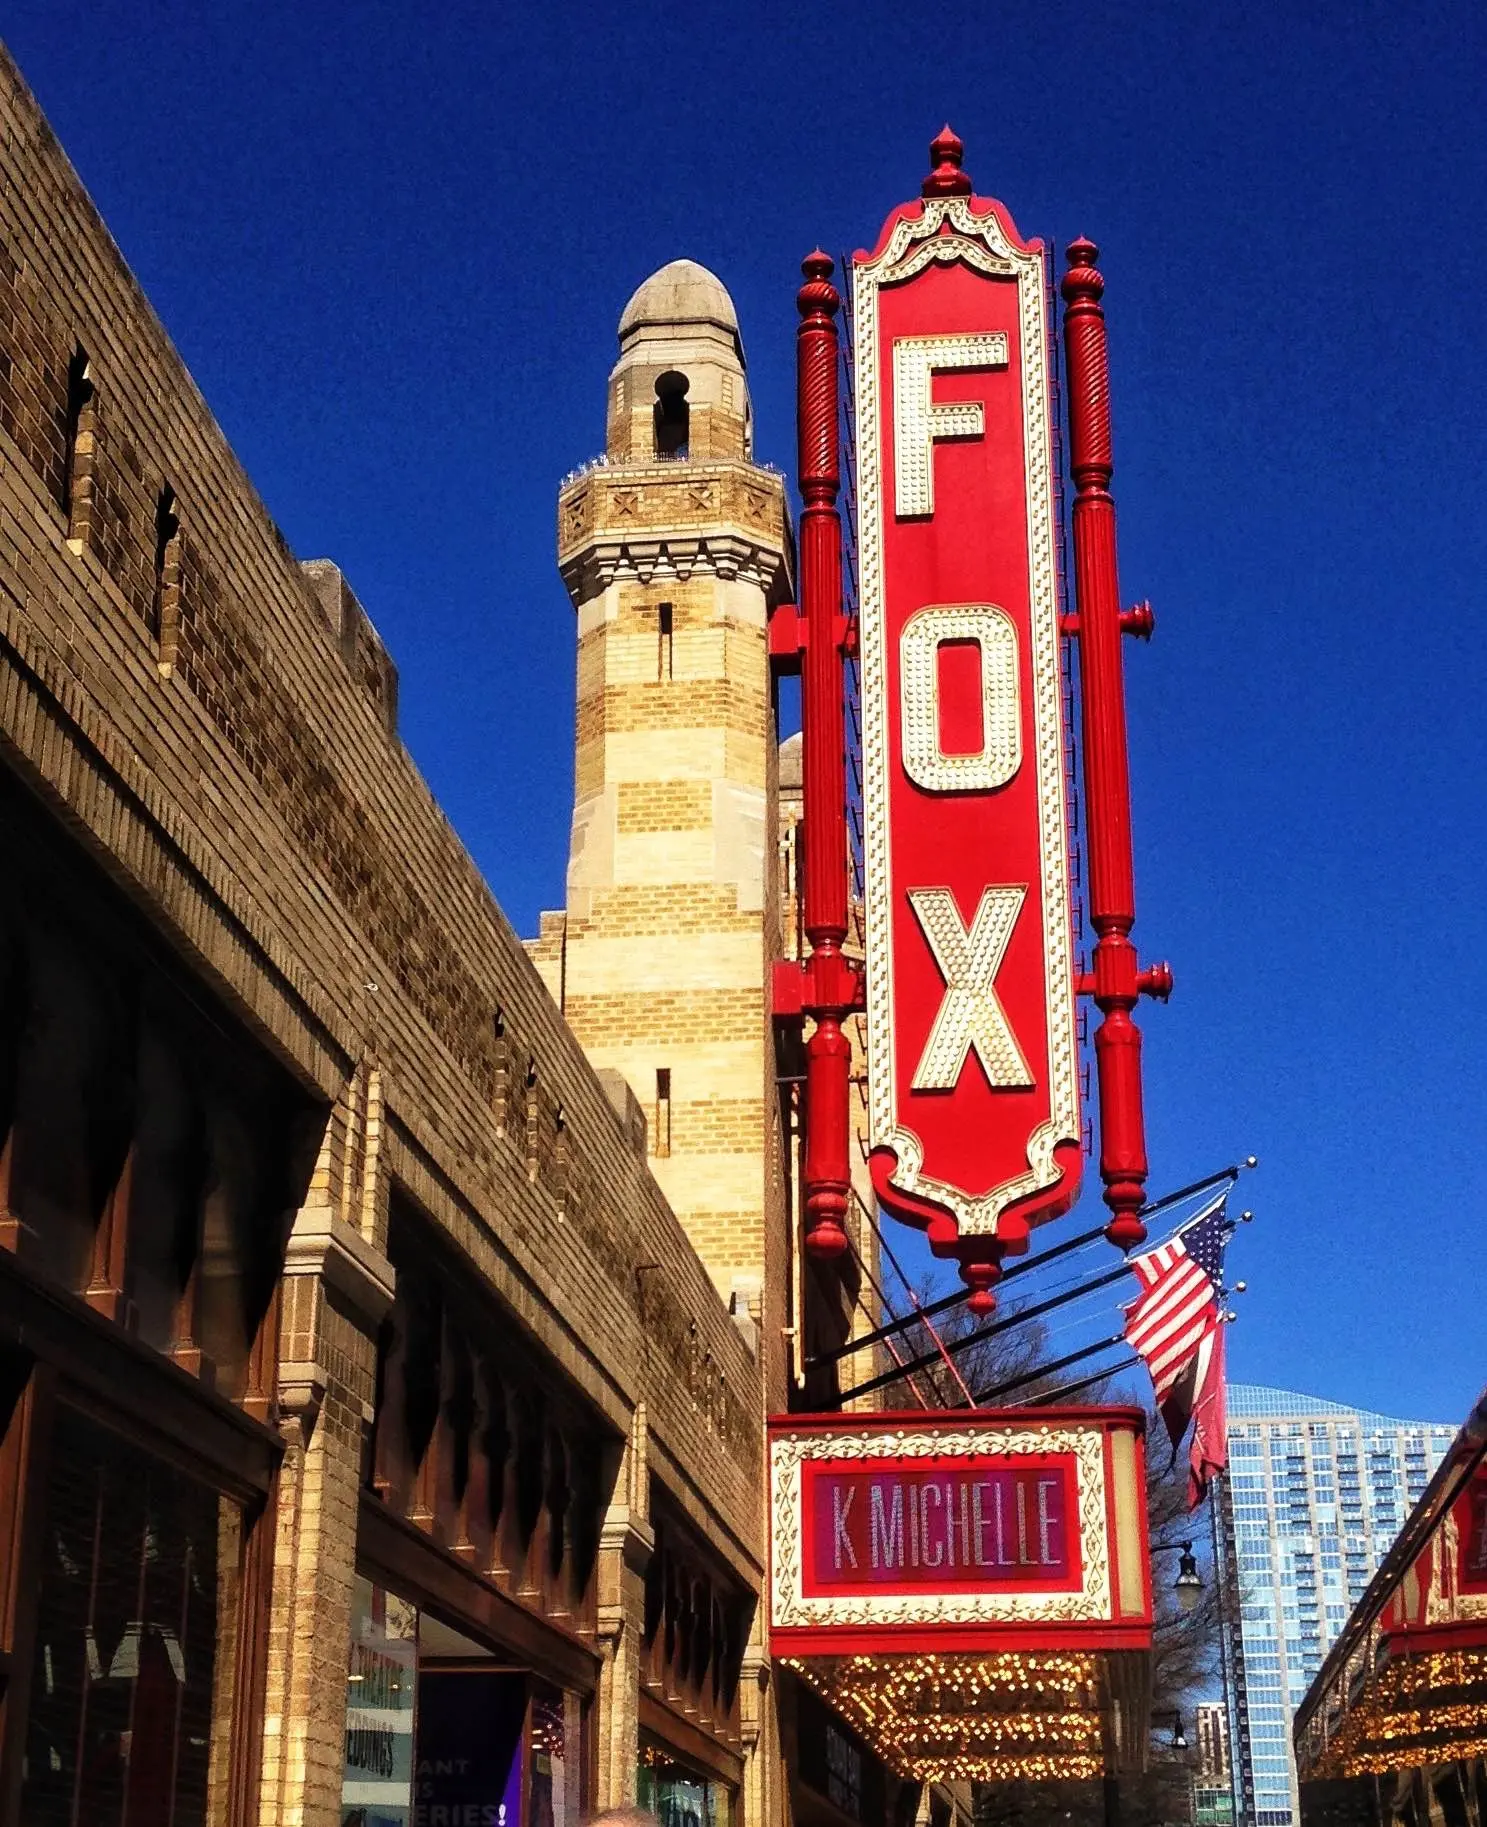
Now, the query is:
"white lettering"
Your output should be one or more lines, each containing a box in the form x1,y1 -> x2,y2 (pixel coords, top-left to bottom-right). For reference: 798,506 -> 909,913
971,1481 -> 992,1566
832,1485 -> 858,1570
870,1484 -> 904,1570
920,1483 -> 944,1568
1016,1479 -> 1034,1564
1038,1476 -> 1060,1566
945,1480 -> 971,1569
899,604 -> 1021,794
995,1479 -> 1013,1564
893,333 -> 1008,518
909,886 -> 1033,1092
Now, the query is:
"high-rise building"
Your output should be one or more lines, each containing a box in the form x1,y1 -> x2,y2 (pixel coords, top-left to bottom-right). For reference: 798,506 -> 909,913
1196,1701 -> 1231,1784
1217,1385 -> 1456,1827
1194,1701 -> 1235,1827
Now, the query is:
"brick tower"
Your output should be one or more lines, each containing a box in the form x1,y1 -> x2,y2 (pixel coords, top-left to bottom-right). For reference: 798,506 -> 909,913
535,259 -> 794,1389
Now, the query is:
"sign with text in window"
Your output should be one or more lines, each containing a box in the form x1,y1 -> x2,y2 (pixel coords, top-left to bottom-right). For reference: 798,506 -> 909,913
342,1577 -> 417,1827
853,184 -> 1079,1264
769,1410 -> 1152,1654
804,1457 -> 1078,1595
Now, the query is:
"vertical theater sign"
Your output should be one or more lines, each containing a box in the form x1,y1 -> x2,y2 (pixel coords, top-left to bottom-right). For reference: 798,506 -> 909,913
774,130 -> 1166,1783
789,128 -> 1169,1313
853,135 -> 1080,1313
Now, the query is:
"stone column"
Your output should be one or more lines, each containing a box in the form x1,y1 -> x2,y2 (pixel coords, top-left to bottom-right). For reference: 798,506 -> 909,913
258,1081 -> 395,1827
593,1405 -> 655,1810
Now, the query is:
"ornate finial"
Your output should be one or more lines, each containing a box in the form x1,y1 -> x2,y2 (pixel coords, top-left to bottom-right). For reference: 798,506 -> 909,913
961,1248 -> 1003,1318
796,249 -> 839,321
922,125 -> 972,198
1061,235 -> 1105,303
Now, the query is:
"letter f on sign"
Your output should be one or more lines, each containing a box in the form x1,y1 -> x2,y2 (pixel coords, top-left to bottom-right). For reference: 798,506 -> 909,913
910,886 -> 1034,1091
893,333 -> 1008,518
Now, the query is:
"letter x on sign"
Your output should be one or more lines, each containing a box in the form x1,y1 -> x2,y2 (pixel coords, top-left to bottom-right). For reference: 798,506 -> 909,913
909,886 -> 1033,1092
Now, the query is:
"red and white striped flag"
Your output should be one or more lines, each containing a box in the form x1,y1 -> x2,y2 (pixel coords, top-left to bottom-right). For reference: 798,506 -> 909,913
1124,1193 -> 1231,1507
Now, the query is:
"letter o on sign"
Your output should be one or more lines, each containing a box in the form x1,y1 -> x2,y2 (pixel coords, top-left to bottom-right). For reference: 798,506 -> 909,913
899,604 -> 1021,792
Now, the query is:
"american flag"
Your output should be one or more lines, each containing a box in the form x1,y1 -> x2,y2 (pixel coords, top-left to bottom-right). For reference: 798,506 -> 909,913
1124,1191 -> 1231,1507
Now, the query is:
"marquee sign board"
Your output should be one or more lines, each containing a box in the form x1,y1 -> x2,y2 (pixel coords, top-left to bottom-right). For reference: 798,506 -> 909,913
1380,1456 -> 1487,1653
1461,1465 -> 1487,1596
853,183 -> 1080,1271
769,1410 -> 1152,1655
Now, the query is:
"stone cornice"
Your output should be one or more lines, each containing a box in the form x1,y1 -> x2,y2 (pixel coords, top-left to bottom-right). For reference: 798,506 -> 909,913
557,458 -> 793,605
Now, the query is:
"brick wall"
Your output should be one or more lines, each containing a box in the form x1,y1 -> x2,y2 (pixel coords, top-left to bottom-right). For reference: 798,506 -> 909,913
0,39 -> 763,1582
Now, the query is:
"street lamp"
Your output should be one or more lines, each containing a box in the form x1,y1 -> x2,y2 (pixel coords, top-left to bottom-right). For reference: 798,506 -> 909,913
1151,1539 -> 1203,1612
1151,1709 -> 1188,1752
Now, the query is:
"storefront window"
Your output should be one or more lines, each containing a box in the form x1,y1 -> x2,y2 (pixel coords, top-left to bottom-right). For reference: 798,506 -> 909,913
416,1665 -> 525,1827
342,1577 -> 418,1827
528,1681 -> 569,1827
342,1587 -> 585,1827
638,1742 -> 732,1827
19,1402 -> 243,1827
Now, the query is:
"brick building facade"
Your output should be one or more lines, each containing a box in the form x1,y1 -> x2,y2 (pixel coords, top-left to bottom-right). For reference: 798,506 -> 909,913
0,40 -> 902,1827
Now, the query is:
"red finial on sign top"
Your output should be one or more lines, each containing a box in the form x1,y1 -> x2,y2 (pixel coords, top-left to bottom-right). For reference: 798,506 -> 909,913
922,125 -> 972,197
797,248 -> 838,318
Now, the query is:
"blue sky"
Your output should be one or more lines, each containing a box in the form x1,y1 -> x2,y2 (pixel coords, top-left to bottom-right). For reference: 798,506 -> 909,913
6,2 -> 1483,1429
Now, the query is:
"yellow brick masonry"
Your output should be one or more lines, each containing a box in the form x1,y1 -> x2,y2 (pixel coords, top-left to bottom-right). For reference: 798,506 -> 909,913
547,276 -> 793,1399
0,44 -> 771,1827
545,265 -> 795,1826
616,779 -> 714,832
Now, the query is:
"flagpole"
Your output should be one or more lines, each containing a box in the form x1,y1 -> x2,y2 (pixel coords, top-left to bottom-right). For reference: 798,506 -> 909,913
808,1155 -> 1255,1370
836,1258 -> 1133,1405
806,1218 -> 1112,1369
1028,1352 -> 1142,1405
972,1330 -> 1127,1404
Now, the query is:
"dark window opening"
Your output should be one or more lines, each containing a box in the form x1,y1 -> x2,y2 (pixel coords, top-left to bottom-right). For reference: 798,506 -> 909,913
655,1067 -> 672,1159
61,345 -> 94,524
658,600 -> 673,680
654,371 -> 689,459
151,483 -> 180,644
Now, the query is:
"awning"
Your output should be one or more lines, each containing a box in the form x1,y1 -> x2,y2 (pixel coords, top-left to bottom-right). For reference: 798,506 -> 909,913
781,1648 -> 1151,1784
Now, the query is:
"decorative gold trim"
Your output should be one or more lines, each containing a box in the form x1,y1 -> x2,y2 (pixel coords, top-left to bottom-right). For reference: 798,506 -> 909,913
855,198 -> 1078,1238
769,1420 -> 1112,1632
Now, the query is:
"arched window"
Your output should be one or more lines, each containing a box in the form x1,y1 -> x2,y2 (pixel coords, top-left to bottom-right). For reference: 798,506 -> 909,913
654,370 -> 689,458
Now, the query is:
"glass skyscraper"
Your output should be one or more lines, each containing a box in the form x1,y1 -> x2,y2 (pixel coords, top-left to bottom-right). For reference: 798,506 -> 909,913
1217,1385 -> 1456,1827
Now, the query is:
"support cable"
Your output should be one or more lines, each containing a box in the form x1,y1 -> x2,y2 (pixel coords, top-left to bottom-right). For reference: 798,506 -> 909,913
973,1330 -> 1127,1404
840,1227 -> 938,1409
837,1258 -> 1133,1405
808,1219 -> 1107,1369
853,1187 -> 975,1407
807,1157 -> 1251,1372
1027,1352 -> 1141,1405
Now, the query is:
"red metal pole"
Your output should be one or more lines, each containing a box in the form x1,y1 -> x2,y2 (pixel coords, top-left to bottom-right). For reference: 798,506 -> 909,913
796,251 -> 856,1259
1061,237 -> 1170,1253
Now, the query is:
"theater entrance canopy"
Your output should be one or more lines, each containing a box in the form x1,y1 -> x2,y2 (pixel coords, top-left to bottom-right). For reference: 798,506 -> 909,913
1294,1385 -> 1487,1815
768,1410 -> 1154,1782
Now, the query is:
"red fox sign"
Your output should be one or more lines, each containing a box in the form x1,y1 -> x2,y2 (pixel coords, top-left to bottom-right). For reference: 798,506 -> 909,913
854,140 -> 1080,1300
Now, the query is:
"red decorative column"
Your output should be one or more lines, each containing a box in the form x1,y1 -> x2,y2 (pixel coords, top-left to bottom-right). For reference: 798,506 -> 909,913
1061,238 -> 1171,1252
797,251 -> 857,1259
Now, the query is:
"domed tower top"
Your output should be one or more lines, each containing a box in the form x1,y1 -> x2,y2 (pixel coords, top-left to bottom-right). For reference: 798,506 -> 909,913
606,258 -> 752,463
